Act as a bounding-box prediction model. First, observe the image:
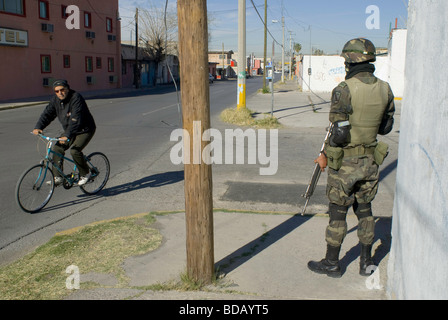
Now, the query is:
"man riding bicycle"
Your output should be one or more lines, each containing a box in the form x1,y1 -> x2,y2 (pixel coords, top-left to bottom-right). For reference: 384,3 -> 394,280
32,79 -> 96,186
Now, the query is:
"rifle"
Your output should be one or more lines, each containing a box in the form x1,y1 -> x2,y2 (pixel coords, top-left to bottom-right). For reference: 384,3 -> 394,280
301,123 -> 333,215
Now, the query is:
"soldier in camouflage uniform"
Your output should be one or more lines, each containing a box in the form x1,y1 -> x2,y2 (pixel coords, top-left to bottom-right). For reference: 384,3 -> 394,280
308,38 -> 395,278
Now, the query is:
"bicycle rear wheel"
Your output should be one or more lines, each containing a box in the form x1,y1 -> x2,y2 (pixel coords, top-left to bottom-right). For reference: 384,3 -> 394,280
80,152 -> 110,195
16,164 -> 55,213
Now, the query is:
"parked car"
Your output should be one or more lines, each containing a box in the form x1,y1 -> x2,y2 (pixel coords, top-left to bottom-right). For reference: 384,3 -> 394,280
209,73 -> 214,83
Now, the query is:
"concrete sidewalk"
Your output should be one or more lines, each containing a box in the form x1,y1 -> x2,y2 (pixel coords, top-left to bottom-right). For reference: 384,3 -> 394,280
0,86 -> 160,111
65,211 -> 391,300
62,78 -> 399,301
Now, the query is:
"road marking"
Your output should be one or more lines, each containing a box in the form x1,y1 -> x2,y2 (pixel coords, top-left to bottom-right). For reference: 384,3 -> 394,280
142,103 -> 178,116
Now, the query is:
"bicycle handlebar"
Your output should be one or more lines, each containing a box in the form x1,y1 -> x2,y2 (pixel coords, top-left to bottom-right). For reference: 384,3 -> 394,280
31,132 -> 69,143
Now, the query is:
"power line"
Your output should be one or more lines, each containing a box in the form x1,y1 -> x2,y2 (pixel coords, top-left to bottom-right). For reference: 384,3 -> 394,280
209,4 -> 264,14
249,0 -> 282,47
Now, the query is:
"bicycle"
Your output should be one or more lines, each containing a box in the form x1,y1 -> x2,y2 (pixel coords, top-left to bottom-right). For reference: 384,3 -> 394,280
16,133 -> 110,213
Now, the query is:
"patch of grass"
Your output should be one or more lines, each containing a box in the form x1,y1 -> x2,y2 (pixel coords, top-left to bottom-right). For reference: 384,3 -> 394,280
220,107 -> 254,127
0,213 -> 162,300
261,86 -> 270,94
220,107 -> 282,129
253,115 -> 282,128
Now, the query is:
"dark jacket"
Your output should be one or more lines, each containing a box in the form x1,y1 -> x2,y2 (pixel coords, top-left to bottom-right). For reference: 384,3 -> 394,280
35,90 -> 96,140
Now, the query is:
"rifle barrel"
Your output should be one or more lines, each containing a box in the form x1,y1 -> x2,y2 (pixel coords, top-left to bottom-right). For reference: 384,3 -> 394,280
301,198 -> 310,216
301,123 -> 333,215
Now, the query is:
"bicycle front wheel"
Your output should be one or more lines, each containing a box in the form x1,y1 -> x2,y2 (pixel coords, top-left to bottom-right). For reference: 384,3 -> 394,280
80,152 -> 110,195
16,164 -> 55,213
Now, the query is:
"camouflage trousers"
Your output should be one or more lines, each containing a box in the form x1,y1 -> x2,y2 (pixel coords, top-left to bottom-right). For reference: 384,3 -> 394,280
325,155 -> 378,246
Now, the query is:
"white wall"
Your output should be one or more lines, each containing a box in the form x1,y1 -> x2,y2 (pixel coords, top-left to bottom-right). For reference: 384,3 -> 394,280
299,55 -> 345,93
387,0 -> 448,300
386,29 -> 407,98
299,30 -> 407,98
373,56 -> 389,82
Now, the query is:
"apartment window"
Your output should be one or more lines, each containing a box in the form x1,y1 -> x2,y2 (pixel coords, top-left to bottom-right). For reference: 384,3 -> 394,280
63,55 -> 70,68
84,11 -> 91,28
61,5 -> 68,18
106,17 -> 113,33
41,55 -> 51,73
85,56 -> 93,72
108,58 -> 114,72
96,57 -> 102,69
0,0 -> 24,16
38,1 -> 49,20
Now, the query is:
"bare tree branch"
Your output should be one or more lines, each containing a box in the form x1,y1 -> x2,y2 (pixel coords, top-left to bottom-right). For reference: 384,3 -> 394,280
138,2 -> 178,62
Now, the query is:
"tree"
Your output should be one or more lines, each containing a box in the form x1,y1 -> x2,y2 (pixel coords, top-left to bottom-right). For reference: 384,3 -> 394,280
138,2 -> 219,58
312,48 -> 324,56
138,3 -> 178,70
294,42 -> 302,54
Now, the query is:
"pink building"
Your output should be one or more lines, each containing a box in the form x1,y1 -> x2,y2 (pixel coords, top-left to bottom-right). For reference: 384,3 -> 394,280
0,0 -> 121,101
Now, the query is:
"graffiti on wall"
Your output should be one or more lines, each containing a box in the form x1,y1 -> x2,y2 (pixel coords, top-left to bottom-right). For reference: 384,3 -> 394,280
302,56 -> 346,92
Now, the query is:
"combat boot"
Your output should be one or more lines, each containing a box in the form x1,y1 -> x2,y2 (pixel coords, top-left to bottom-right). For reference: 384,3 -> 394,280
359,243 -> 376,276
308,245 -> 342,278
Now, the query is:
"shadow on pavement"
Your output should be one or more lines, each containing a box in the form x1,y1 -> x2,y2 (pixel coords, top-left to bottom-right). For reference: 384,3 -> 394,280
216,214 -> 313,275
216,213 -> 392,277
340,216 -> 392,275
38,170 -> 184,213
101,170 -> 184,197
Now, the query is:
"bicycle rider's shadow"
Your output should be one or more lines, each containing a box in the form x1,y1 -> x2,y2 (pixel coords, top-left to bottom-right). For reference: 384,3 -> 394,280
36,171 -> 184,213
96,170 -> 184,197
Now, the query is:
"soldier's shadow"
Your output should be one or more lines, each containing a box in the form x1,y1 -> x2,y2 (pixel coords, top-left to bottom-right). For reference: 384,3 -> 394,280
215,214 -> 313,275
339,217 -> 392,275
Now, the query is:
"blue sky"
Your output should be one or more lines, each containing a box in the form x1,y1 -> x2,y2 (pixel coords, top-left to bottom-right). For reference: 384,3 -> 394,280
119,0 -> 409,57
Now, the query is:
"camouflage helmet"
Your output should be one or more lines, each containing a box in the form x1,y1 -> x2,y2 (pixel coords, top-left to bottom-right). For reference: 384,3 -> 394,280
341,38 -> 376,63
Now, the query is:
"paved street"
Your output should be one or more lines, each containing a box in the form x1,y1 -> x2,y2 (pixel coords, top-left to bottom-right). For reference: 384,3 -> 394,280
0,77 -> 265,265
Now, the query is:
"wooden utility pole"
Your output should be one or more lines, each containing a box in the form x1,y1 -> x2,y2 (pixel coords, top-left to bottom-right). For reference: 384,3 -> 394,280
134,8 -> 139,89
177,0 -> 214,284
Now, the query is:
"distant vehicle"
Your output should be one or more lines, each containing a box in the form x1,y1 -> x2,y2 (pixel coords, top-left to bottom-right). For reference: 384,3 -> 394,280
209,73 -> 214,83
